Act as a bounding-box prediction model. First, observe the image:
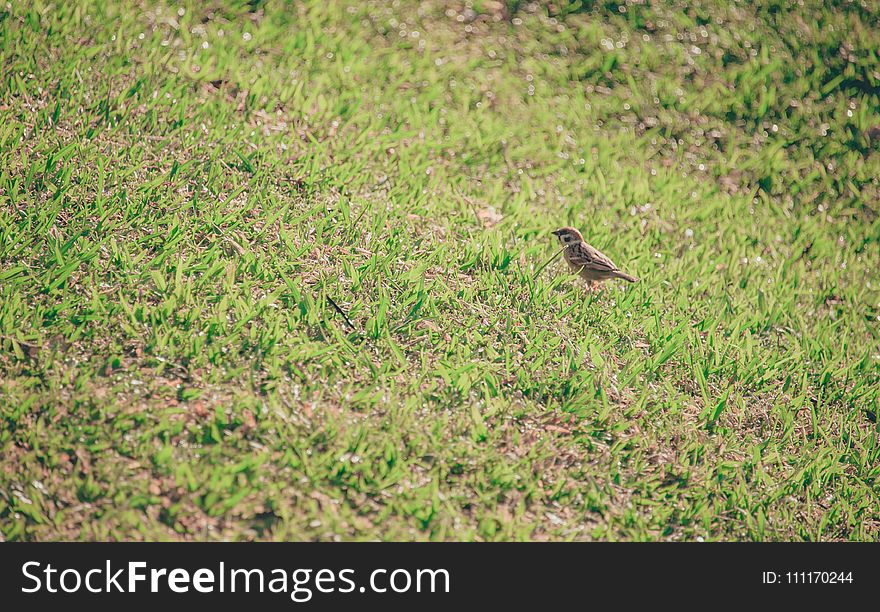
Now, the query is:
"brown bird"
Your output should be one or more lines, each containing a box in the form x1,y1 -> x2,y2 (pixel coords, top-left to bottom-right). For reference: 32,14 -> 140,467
552,227 -> 638,289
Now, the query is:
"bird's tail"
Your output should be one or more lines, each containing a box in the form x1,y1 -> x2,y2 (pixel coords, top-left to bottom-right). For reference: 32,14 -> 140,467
614,271 -> 639,283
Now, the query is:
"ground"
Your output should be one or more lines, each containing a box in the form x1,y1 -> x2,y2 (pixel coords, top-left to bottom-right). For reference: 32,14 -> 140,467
1,0 -> 878,541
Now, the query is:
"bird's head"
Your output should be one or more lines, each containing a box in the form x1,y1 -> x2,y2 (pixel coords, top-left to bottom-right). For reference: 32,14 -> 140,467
552,226 -> 584,246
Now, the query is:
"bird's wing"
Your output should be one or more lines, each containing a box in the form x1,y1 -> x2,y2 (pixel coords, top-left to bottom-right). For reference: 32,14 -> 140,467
568,243 -> 619,272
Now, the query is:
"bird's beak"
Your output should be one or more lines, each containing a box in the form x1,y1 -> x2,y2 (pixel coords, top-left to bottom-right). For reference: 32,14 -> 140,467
551,230 -> 562,237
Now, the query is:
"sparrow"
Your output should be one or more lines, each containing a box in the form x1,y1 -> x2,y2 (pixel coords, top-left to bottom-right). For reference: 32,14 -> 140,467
552,227 -> 638,288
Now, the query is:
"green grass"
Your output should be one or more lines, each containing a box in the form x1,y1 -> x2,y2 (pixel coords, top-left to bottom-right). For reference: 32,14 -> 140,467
1,0 -> 878,541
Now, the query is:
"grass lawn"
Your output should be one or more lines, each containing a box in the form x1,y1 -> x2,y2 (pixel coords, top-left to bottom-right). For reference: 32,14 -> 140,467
1,0 -> 879,541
